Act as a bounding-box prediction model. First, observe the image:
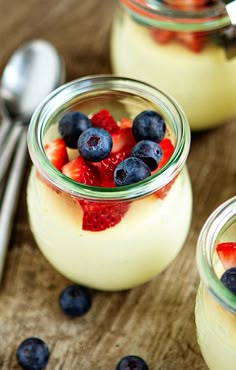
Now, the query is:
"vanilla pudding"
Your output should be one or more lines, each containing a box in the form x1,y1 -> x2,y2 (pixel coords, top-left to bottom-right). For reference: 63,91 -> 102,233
195,198 -> 236,370
27,76 -> 192,291
111,3 -> 235,130
27,166 -> 192,291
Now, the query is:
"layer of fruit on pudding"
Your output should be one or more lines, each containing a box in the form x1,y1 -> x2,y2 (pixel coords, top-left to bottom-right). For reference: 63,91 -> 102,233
111,0 -> 236,130
27,108 -> 192,291
196,226 -> 236,370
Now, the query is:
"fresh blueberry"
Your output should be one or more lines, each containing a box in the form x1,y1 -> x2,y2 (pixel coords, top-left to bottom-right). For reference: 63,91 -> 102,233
78,127 -> 112,162
221,267 -> 236,295
16,337 -> 49,370
130,140 -> 163,171
116,355 -> 149,370
132,110 -> 166,143
114,157 -> 150,186
59,285 -> 91,317
58,111 -> 92,148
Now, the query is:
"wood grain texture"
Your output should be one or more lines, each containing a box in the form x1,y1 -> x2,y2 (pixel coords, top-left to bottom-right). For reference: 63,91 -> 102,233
0,1 -> 235,369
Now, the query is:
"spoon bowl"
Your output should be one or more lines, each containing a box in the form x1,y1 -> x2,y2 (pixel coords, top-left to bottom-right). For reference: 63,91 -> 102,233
0,39 -> 65,122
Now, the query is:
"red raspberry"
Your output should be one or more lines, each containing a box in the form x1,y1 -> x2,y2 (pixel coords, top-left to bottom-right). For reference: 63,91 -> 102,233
90,109 -> 120,134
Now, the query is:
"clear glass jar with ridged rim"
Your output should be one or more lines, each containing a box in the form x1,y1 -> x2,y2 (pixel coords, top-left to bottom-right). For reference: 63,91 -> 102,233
110,0 -> 236,131
195,196 -> 236,370
27,75 -> 192,291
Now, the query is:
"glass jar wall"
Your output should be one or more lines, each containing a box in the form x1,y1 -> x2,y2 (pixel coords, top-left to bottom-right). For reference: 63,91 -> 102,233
111,0 -> 236,130
27,76 -> 192,291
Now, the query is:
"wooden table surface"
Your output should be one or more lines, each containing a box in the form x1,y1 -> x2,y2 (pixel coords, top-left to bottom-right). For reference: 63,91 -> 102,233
0,1 -> 235,369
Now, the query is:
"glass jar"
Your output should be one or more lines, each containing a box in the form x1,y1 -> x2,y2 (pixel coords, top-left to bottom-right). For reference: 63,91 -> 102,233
195,196 -> 236,370
27,75 -> 192,291
111,0 -> 236,130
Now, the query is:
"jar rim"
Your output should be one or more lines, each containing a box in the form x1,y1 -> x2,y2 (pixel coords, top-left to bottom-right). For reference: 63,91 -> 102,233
120,0 -> 230,32
197,196 -> 236,313
27,75 -> 190,201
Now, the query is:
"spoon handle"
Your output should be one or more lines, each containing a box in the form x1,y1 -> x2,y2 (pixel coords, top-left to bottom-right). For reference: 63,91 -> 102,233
0,102 -> 11,150
0,128 -> 28,283
0,124 -> 23,184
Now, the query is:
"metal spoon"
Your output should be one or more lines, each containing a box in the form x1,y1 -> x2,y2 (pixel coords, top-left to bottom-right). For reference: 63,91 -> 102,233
0,39 -> 65,181
0,39 -> 65,282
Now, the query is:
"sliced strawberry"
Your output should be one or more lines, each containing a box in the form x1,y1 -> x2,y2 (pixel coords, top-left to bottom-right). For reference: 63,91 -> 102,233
112,128 -> 136,154
119,117 -> 132,129
100,150 -> 130,185
216,242 -> 236,270
153,138 -> 176,199
62,156 -> 100,186
150,28 -> 175,45
79,200 -> 130,231
44,138 -> 68,171
158,138 -> 174,169
176,32 -> 206,53
166,0 -> 208,10
90,109 -> 120,134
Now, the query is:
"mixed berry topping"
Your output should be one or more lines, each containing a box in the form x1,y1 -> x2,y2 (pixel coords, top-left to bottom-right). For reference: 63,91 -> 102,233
116,355 -> 149,370
158,138 -> 175,169
149,1 -> 214,53
59,285 -> 91,317
132,110 -> 166,143
100,150 -> 130,186
221,267 -> 236,295
78,127 -> 112,162
150,28 -> 208,53
43,108 -> 175,231
114,157 -> 151,186
16,337 -> 49,370
111,127 -> 136,154
79,199 -> 130,231
62,156 -> 100,186
131,140 -> 162,171
216,242 -> 236,271
58,111 -> 92,148
216,242 -> 236,294
163,0 -> 212,10
91,108 -> 120,134
44,138 -> 68,171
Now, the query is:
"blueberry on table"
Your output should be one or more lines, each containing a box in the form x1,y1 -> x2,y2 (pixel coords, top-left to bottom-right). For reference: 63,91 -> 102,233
116,355 -> 149,370
78,127 -> 112,162
16,337 -> 49,370
114,157 -> 151,186
221,267 -> 236,295
58,111 -> 92,148
59,285 -> 91,317
132,110 -> 166,143
130,140 -> 163,171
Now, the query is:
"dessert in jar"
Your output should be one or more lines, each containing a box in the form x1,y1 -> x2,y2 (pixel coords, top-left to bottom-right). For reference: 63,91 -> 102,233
111,0 -> 236,130
195,196 -> 236,370
27,75 -> 192,291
